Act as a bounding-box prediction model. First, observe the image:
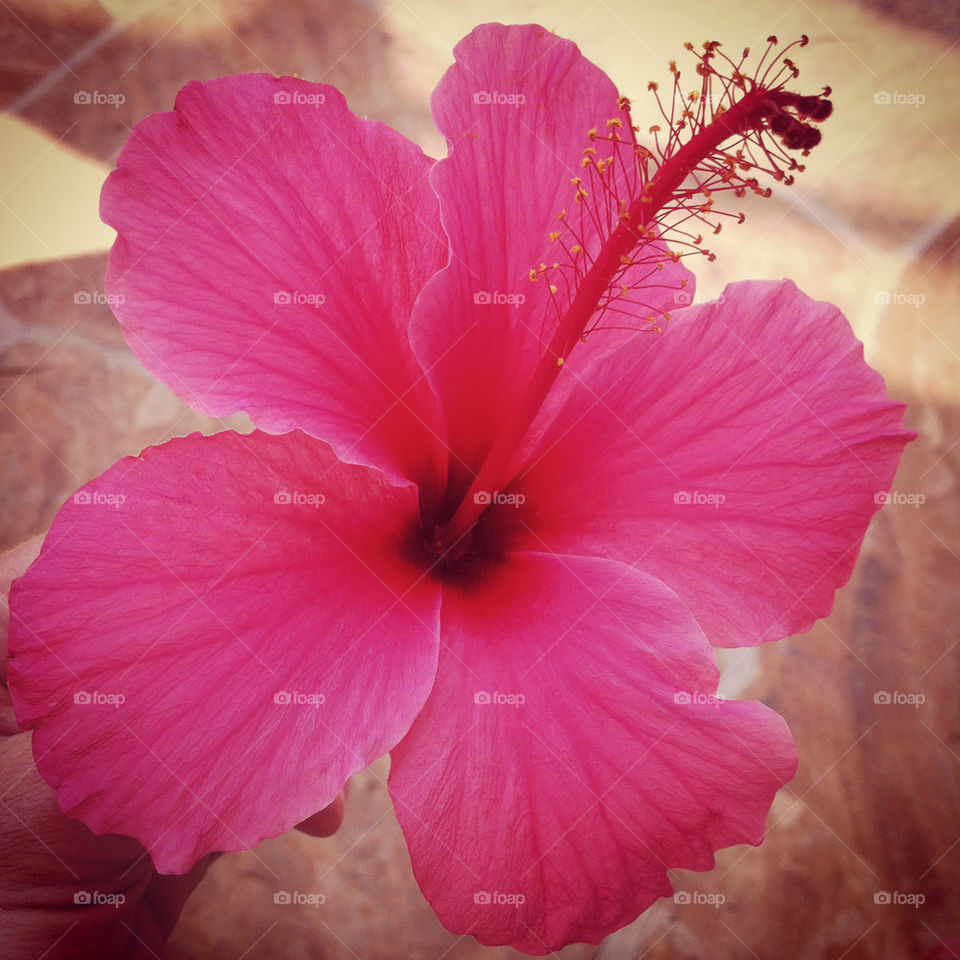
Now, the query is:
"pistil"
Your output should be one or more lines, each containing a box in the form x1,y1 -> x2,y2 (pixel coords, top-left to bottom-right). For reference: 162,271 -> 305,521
433,38 -> 831,558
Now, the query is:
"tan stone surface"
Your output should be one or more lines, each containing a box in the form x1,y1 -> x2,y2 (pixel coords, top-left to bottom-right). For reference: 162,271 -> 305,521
1,1 -> 957,958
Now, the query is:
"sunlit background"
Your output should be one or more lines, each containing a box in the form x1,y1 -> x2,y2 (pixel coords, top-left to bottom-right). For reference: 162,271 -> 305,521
1,0 -> 958,957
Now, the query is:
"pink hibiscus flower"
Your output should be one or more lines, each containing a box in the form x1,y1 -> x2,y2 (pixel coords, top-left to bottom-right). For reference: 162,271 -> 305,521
8,23 -> 913,953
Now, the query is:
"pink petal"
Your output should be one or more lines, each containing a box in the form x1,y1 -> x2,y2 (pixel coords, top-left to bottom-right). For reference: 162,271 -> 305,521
102,74 -> 447,490
410,23 -> 692,496
516,279 -> 915,647
8,431 -> 440,872
389,552 -> 795,953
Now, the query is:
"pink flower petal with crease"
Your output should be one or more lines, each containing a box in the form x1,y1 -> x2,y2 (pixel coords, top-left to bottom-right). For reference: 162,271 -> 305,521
411,23 -> 693,496
102,74 -> 447,490
8,430 -> 440,872
390,552 -> 795,953
515,279 -> 915,647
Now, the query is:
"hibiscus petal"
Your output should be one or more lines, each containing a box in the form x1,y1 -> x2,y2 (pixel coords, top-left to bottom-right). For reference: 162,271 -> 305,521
8,431 -> 440,873
410,23 -> 692,499
516,279 -> 915,647
389,552 -> 795,953
102,74 -> 447,490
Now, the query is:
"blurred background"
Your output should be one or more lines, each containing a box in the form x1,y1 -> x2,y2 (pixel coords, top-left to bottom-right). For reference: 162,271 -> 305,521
1,0 -> 958,957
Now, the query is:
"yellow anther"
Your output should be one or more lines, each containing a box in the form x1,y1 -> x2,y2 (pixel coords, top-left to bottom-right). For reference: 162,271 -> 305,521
581,156 -> 594,167
571,244 -> 583,254
528,268 -> 538,282
556,356 -> 565,368
606,118 -> 623,128
549,284 -> 558,294
557,209 -> 567,220
549,231 -> 561,242
587,128 -> 598,141
571,177 -> 582,185
582,147 -> 597,156
620,284 -> 628,296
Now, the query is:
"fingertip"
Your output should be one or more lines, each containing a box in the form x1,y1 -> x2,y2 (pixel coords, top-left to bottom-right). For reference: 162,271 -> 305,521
294,794 -> 344,838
